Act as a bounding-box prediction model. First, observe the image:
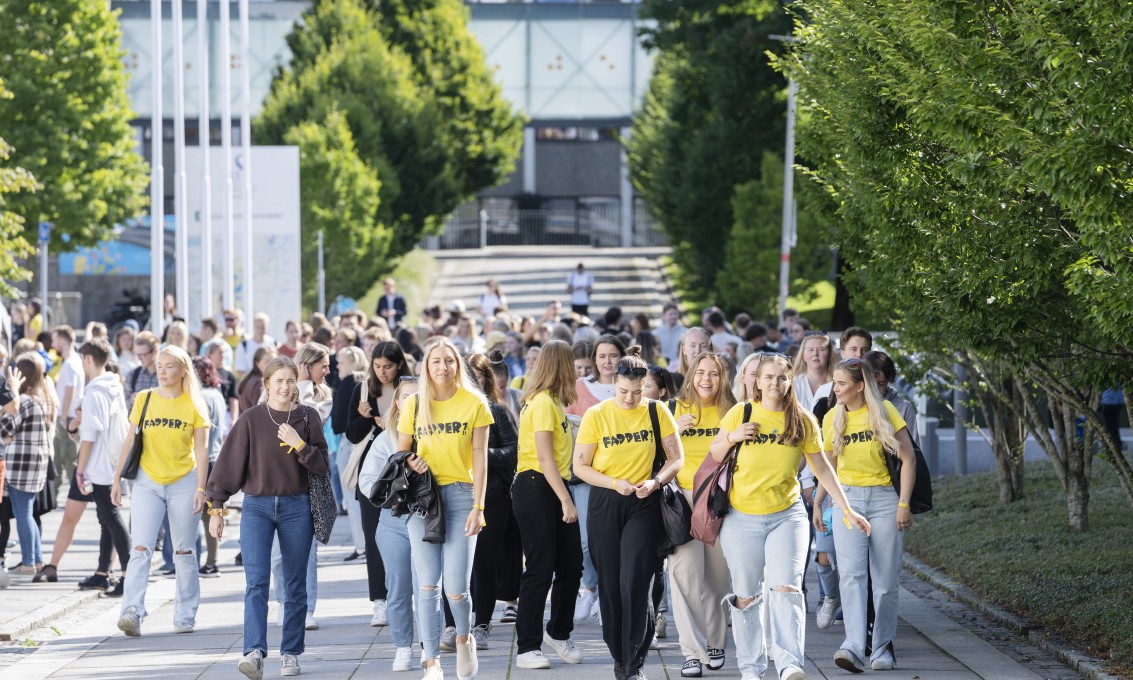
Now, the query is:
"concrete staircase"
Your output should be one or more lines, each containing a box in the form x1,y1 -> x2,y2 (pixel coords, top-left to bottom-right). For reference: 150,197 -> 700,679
426,246 -> 675,321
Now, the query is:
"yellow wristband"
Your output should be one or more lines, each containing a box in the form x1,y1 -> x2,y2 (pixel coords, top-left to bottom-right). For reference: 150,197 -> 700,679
474,504 -> 485,511
610,479 -> 617,490
898,502 -> 910,509
196,488 -> 205,493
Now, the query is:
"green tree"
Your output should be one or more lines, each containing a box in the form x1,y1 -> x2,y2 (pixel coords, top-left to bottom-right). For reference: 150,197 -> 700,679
284,110 -> 388,311
629,0 -> 792,301
782,0 -> 1133,529
716,151 -> 834,317
0,0 -> 147,250
0,78 -> 38,298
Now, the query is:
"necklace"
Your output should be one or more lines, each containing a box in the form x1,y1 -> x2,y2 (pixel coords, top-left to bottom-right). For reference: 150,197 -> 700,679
266,401 -> 293,427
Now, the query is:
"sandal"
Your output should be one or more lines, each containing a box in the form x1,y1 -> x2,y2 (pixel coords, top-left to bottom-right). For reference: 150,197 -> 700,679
33,564 -> 58,583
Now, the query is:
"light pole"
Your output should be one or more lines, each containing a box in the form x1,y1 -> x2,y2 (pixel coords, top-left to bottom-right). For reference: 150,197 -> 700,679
770,34 -> 798,328
150,0 -> 165,337
198,0 -> 213,324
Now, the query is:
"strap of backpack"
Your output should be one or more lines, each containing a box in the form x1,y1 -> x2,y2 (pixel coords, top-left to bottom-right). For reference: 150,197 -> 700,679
666,398 -> 678,415
649,400 -> 665,476
411,394 -> 419,454
137,390 -> 153,433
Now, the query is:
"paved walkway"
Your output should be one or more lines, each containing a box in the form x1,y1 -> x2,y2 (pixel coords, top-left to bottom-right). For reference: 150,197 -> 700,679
1,498 -> 1086,679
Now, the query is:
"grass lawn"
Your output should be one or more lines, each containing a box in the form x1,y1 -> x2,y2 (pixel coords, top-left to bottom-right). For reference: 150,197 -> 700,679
354,249 -> 438,327
905,461 -> 1133,677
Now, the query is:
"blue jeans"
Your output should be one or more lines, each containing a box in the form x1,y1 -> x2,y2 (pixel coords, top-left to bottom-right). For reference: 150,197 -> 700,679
8,487 -> 41,567
407,482 -> 476,661
161,513 -> 174,570
272,535 -> 317,614
834,485 -> 904,666
572,482 -> 598,591
243,494 -> 314,657
377,508 -> 417,648
121,469 -> 201,627
719,501 -> 809,678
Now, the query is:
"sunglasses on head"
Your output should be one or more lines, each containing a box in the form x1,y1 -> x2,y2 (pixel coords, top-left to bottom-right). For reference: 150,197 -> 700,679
756,351 -> 792,360
803,330 -> 827,337
399,376 -> 420,383
840,357 -> 862,366
615,365 -> 648,379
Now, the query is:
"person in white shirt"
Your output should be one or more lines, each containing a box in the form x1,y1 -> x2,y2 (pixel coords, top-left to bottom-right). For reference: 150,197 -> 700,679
478,279 -> 508,319
566,263 -> 594,317
233,313 -> 277,377
52,325 -> 85,481
654,303 -> 687,366
705,311 -> 743,355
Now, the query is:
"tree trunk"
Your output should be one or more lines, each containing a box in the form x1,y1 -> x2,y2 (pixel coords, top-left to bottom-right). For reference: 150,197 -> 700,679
830,252 -> 855,331
1066,467 -> 1090,532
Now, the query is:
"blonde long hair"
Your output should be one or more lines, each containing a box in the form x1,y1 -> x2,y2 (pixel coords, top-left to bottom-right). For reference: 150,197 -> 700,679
259,356 -> 300,405
733,353 -> 761,402
295,342 -> 333,403
830,358 -> 898,459
678,351 -> 737,424
384,380 -> 417,432
157,345 -> 209,420
415,337 -> 487,430
791,333 -> 837,382
676,327 -> 711,376
522,340 -> 577,407
750,353 -> 817,448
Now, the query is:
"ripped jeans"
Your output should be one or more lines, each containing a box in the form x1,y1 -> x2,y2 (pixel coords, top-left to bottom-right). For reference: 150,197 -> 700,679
120,469 -> 202,628
718,500 -> 809,679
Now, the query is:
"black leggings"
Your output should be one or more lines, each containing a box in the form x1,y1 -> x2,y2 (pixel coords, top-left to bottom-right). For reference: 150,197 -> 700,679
92,484 -> 131,574
358,490 -> 388,600
470,489 -> 522,627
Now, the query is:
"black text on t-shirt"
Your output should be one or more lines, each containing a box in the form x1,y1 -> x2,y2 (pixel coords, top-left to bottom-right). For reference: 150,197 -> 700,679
602,429 -> 652,448
417,421 -> 469,437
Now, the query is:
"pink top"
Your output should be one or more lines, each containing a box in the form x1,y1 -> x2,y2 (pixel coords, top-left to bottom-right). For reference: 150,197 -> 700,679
566,377 -> 614,417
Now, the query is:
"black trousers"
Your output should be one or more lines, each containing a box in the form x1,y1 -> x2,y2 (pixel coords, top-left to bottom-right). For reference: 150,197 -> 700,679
358,490 -> 388,601
588,486 -> 661,675
471,486 -> 523,627
1102,404 -> 1124,450
513,471 -> 583,654
92,483 -> 131,574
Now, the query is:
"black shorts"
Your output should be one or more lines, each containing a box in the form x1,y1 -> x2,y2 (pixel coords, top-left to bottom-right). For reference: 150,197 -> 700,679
571,304 -> 589,317
67,474 -> 95,502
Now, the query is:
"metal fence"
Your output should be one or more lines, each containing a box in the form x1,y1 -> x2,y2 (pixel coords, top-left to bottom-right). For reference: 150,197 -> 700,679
428,201 -> 668,249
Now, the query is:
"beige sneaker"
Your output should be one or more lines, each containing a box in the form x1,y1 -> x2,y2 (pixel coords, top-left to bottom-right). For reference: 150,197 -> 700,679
456,636 -> 478,680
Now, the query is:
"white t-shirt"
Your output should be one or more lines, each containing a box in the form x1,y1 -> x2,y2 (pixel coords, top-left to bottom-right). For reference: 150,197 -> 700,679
710,331 -> 744,353
568,271 -> 594,306
78,374 -> 128,485
56,352 -> 85,419
234,335 -> 277,375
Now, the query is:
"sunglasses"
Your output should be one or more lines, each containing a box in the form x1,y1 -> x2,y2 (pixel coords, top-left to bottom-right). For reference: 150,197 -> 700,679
615,365 -> 648,378
223,317 -> 236,322
399,376 -> 420,384
840,357 -> 862,366
755,351 -> 792,360
803,330 -> 828,337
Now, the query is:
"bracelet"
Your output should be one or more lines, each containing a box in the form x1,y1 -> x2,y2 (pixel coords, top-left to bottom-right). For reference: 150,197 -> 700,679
473,504 -> 485,511
898,501 -> 911,509
653,476 -> 664,488
610,478 -> 618,490
207,508 -> 229,517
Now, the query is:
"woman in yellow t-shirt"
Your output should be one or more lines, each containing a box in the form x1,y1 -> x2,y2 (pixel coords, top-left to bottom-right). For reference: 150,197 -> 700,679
816,358 -> 915,673
111,345 -> 210,638
398,337 -> 492,680
574,346 -> 684,680
708,353 -> 868,680
665,352 -> 737,676
512,340 -> 583,669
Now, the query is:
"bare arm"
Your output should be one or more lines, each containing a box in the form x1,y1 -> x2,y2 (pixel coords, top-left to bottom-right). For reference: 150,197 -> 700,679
466,425 -> 489,536
193,427 -> 209,512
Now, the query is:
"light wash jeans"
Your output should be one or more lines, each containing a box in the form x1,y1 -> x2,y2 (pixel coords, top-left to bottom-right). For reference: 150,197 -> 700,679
719,500 -> 809,679
337,435 -> 367,552
377,508 -> 418,648
121,469 -> 201,628
572,482 -> 598,591
815,499 -> 840,600
8,487 -> 41,567
242,494 -> 314,657
834,485 -> 904,667
407,482 -> 476,661
272,536 -> 317,615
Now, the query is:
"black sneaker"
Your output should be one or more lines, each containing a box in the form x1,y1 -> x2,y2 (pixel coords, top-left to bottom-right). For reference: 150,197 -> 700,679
78,573 -> 110,591
159,565 -> 176,576
105,578 -> 124,598
343,550 -> 364,562
199,564 -> 220,577
234,552 -> 243,566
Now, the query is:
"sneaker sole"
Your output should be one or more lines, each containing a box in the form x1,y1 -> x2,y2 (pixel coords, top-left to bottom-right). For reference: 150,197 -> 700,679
835,656 -> 864,674
237,660 -> 263,680
516,658 -> 550,670
117,616 -> 140,638
281,669 -> 300,677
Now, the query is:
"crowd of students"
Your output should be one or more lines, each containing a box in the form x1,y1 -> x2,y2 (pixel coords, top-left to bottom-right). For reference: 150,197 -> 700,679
1,287 -> 921,680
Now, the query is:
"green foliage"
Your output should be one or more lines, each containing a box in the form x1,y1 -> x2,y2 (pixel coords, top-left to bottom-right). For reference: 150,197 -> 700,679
0,0 -> 147,250
629,1 -> 798,302
284,109 -> 388,311
0,79 -> 38,298
906,462 -> 1133,674
716,151 -> 833,317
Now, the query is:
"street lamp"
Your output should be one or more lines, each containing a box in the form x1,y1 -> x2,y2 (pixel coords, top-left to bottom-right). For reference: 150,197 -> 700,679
769,33 -> 798,329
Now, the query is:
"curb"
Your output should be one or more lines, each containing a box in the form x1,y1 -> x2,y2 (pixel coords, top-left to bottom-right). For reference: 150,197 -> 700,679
0,589 -> 104,642
903,554 -> 1123,680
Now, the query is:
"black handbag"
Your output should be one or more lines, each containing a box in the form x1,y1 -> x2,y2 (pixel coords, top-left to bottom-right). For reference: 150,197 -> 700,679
121,391 -> 152,480
650,401 -> 693,555
299,406 -> 337,545
884,434 -> 934,514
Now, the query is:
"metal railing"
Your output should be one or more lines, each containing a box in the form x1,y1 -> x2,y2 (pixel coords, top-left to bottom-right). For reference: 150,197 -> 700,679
428,202 -> 668,249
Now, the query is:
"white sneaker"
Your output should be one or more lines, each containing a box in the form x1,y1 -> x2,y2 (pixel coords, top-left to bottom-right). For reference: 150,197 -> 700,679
542,631 -> 582,664
574,589 -> 597,623
281,653 -> 301,676
440,626 -> 457,651
0,562 -> 10,589
117,606 -> 141,637
834,649 -> 865,673
589,598 -> 602,626
472,624 -> 489,650
238,649 -> 264,680
392,646 -> 414,672
515,650 -> 550,670
174,622 -> 195,634
871,649 -> 895,670
304,613 -> 319,631
816,596 -> 840,630
456,636 -> 478,680
654,612 -> 667,638
371,599 -> 389,627
780,665 -> 806,680
423,665 -> 444,680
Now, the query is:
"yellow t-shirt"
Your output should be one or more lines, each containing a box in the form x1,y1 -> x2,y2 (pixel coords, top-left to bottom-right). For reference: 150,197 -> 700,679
398,388 -> 494,486
577,399 -> 677,486
510,375 -> 529,391
823,400 -> 906,487
130,389 -> 209,485
517,391 -> 571,479
721,402 -> 822,515
672,400 -> 724,490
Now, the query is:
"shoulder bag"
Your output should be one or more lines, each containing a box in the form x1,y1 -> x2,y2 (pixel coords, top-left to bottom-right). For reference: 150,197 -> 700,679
883,432 -> 933,514
650,401 -> 693,556
121,391 -> 152,480
300,405 -> 338,545
689,401 -> 751,547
